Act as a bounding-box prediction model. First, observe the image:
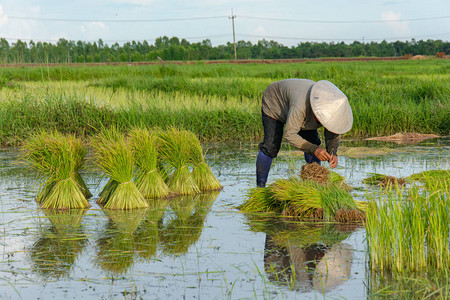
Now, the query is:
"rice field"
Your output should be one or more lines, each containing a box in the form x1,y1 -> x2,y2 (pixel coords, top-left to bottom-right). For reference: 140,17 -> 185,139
0,59 -> 449,146
0,59 -> 449,299
0,138 -> 449,299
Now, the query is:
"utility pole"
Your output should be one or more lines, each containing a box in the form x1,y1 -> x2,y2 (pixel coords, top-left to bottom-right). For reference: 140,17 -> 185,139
229,9 -> 237,60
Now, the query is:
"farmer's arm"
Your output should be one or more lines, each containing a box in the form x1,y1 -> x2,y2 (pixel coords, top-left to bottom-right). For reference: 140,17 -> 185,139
283,107 -> 318,155
325,129 -> 340,168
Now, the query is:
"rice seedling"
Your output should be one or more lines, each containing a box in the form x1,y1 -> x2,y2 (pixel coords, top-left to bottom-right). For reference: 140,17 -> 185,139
91,127 -> 148,209
365,176 -> 450,274
407,169 -> 450,188
271,178 -> 322,218
240,176 -> 364,222
187,131 -> 222,191
20,130 -> 91,209
129,127 -> 169,199
158,127 -> 200,195
238,187 -> 280,214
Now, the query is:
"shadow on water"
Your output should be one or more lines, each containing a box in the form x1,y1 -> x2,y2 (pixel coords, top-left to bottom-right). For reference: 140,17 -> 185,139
244,214 -> 362,294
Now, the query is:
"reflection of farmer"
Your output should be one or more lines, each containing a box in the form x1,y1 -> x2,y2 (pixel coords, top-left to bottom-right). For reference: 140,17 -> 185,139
264,236 -> 353,293
256,79 -> 353,187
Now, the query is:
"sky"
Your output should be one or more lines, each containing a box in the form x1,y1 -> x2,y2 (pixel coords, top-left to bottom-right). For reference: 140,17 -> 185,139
0,0 -> 449,47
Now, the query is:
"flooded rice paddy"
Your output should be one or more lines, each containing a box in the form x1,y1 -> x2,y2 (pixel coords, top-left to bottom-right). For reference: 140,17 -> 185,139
0,138 -> 448,299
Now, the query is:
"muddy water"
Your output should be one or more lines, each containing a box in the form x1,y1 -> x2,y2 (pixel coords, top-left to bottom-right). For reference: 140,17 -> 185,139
0,139 -> 448,299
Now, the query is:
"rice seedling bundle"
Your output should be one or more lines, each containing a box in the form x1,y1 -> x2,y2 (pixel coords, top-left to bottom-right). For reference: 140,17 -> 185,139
241,175 -> 364,222
158,128 -> 200,195
129,128 -> 169,199
21,130 -> 91,209
91,127 -> 148,209
362,173 -> 406,187
187,131 -> 222,191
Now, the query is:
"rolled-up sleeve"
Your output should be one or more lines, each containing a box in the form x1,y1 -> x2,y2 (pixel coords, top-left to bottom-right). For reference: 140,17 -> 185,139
324,129 -> 340,155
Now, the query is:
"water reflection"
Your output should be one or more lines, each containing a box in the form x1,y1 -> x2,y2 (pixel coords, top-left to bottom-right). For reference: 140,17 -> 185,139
96,208 -> 148,275
28,209 -> 88,279
160,191 -> 220,255
246,215 -> 360,293
27,191 -> 221,277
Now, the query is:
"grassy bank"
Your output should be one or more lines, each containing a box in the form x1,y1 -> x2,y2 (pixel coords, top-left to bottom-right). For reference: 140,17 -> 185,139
0,59 -> 448,145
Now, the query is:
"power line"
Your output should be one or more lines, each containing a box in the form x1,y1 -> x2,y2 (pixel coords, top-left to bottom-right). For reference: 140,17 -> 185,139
5,14 -> 450,24
240,15 -> 450,24
239,32 -> 450,42
7,15 -> 229,23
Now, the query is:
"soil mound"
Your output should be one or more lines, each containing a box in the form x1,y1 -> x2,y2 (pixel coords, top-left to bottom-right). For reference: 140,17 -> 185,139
300,163 -> 329,184
366,132 -> 440,144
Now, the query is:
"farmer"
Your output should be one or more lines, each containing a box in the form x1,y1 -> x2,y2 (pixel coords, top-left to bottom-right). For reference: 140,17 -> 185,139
256,79 -> 353,187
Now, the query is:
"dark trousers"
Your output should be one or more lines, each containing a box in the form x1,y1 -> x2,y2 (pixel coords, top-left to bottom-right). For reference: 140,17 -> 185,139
258,112 -> 321,158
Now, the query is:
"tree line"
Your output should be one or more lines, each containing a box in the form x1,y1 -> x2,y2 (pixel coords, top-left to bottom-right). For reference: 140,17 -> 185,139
0,36 -> 448,64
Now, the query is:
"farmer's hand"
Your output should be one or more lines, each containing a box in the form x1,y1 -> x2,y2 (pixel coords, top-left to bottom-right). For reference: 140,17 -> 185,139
329,154 -> 338,169
314,147 -> 331,162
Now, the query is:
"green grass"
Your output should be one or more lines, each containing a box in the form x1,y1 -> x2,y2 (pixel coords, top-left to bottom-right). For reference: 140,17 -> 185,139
0,59 -> 448,146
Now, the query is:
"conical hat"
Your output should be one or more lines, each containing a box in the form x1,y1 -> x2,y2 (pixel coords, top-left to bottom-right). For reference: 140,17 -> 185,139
310,80 -> 353,134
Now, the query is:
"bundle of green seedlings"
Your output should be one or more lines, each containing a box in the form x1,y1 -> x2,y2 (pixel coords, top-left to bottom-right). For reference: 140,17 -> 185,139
91,127 -> 148,209
129,128 -> 170,199
187,131 -> 222,191
158,127 -> 201,195
362,173 -> 406,187
21,130 -> 91,209
240,163 -> 365,222
365,175 -> 449,274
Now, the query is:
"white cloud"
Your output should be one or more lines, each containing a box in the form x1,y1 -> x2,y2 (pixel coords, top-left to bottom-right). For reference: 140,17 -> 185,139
381,11 -> 410,36
254,25 -> 266,36
0,5 -> 9,25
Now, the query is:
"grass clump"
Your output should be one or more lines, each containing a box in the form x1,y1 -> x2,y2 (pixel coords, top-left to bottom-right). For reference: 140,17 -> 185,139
158,128 -> 200,195
91,127 -> 148,209
129,127 -> 170,199
21,130 -> 91,209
